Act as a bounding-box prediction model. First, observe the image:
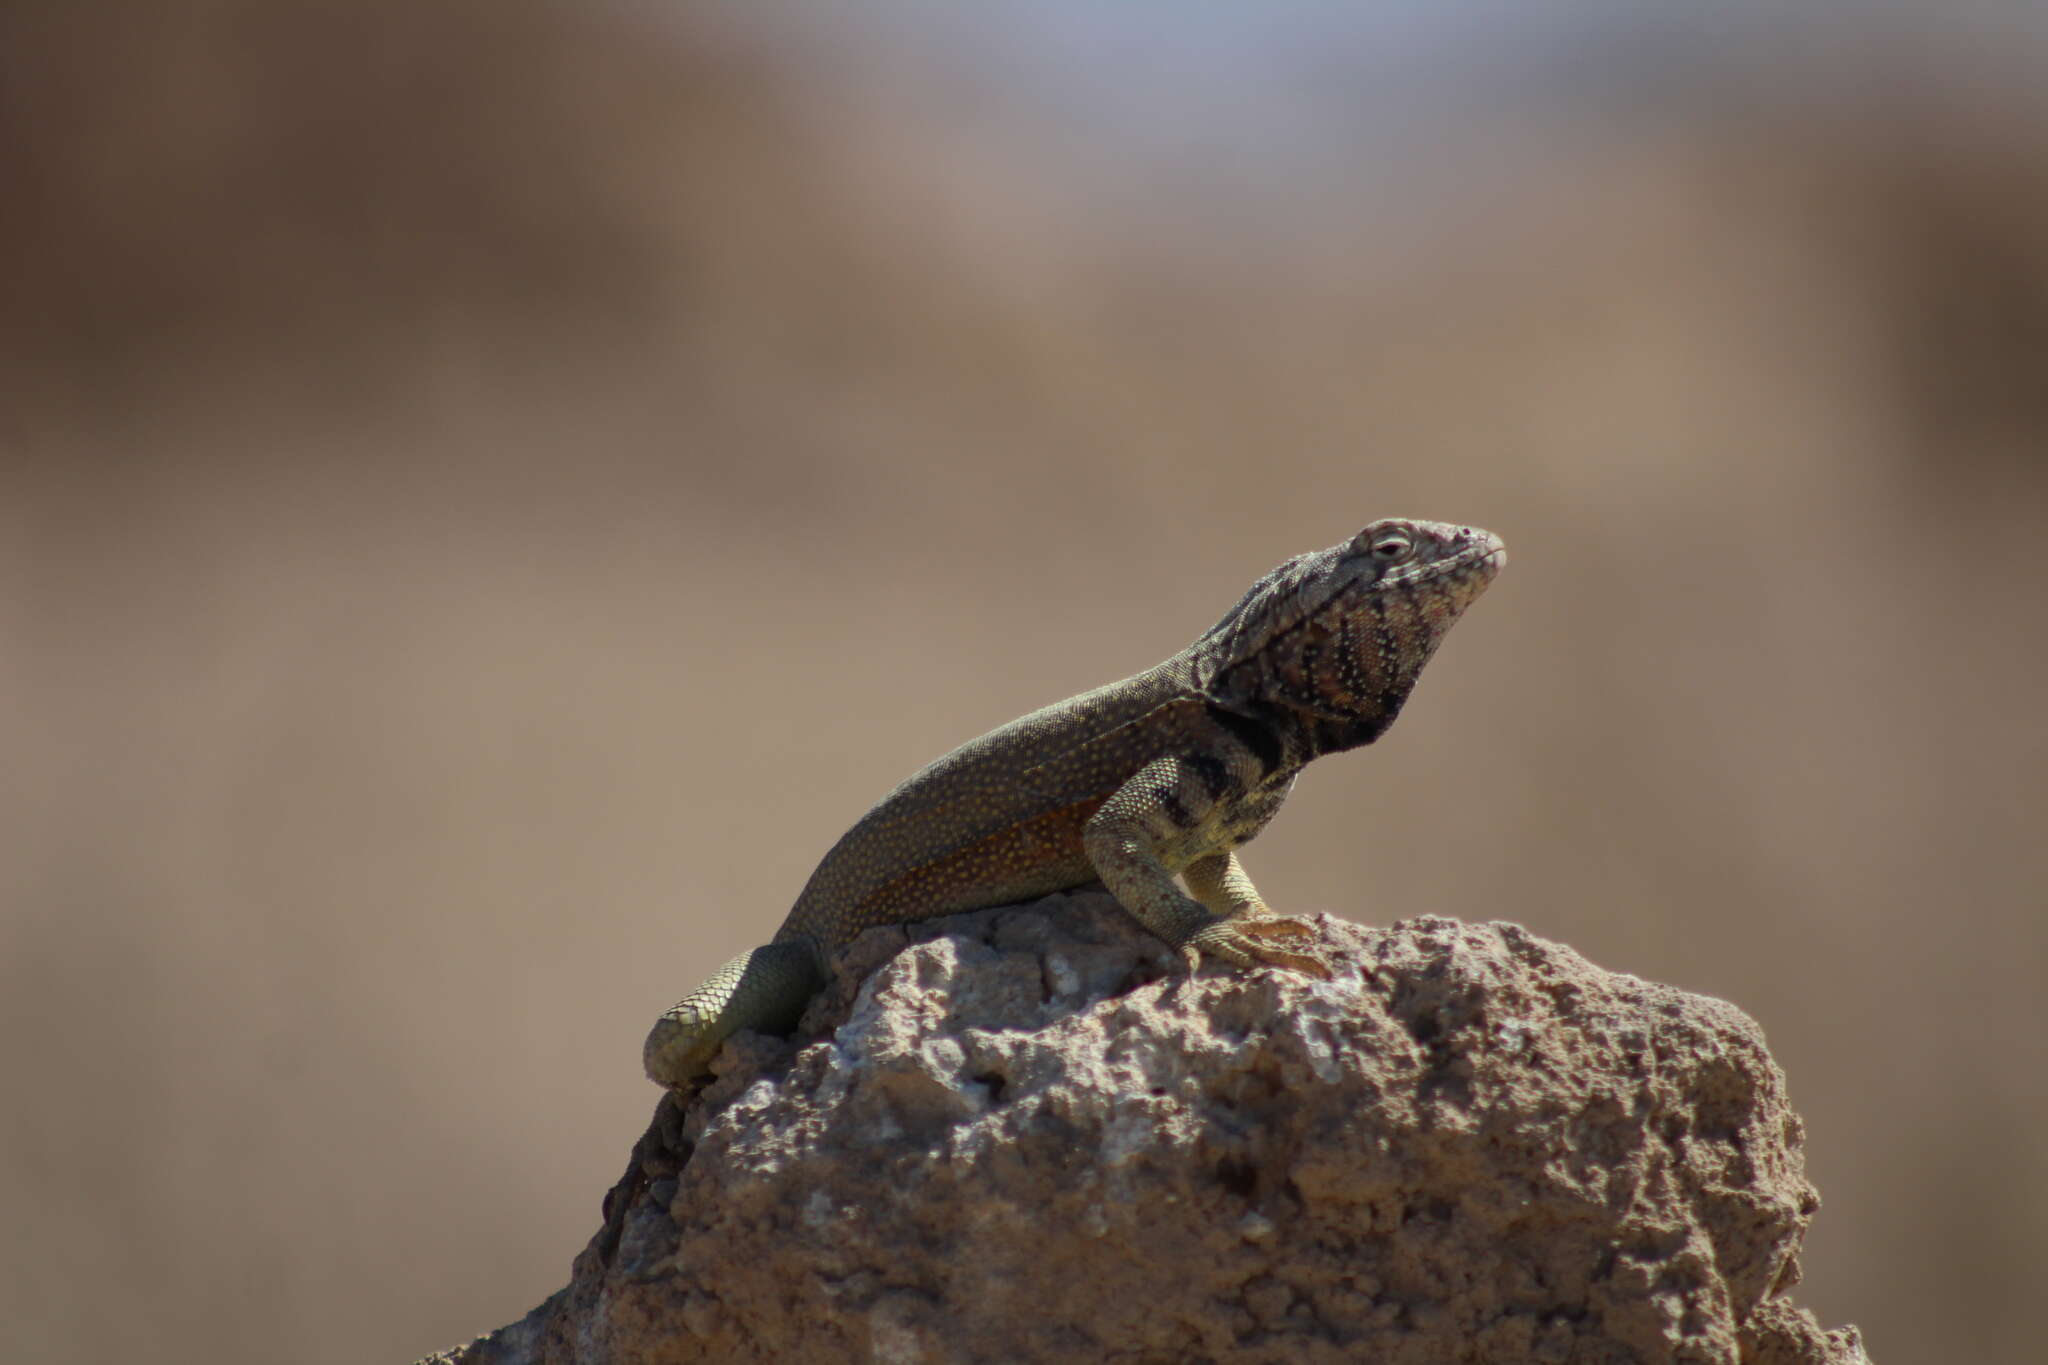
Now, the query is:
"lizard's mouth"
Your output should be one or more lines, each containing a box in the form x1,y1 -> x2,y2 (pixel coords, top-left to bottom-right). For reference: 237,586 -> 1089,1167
1385,538 -> 1507,593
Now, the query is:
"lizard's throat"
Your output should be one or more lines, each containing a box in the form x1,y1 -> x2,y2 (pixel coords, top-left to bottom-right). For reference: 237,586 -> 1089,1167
1303,706 -> 1400,757
1287,612 -> 1458,752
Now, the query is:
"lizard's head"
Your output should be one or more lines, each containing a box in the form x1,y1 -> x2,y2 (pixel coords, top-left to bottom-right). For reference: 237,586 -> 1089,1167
1196,518 -> 1505,743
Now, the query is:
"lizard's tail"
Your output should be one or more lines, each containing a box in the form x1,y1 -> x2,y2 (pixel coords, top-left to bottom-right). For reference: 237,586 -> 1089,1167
642,941 -> 823,1089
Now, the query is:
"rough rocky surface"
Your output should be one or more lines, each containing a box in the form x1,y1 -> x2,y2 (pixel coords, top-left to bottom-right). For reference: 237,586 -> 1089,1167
425,894 -> 1869,1364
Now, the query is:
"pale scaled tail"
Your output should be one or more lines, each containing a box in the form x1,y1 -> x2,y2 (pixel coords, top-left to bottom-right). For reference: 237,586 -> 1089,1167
642,941 -> 824,1089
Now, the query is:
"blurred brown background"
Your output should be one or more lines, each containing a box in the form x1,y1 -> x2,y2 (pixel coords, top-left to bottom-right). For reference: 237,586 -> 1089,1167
4,4 -> 2042,1362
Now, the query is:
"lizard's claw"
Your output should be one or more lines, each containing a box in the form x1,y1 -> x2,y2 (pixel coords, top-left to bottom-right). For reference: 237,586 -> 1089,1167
1183,917 -> 1332,980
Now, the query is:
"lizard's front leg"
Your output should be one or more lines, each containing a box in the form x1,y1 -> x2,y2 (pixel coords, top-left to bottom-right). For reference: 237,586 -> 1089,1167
1083,756 -> 1330,978
1184,848 -> 1287,921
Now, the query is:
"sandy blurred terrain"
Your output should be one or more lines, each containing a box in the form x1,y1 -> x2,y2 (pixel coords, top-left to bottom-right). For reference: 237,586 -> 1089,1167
4,5 -> 2043,1362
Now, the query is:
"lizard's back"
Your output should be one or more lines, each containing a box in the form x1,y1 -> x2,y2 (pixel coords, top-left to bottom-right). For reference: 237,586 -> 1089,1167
776,659 -> 1204,952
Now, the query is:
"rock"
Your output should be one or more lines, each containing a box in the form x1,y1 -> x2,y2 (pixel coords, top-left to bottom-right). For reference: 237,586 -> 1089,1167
427,893 -> 1868,1364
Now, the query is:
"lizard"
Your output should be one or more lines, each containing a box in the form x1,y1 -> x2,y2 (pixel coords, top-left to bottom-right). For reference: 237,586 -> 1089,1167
643,517 -> 1505,1090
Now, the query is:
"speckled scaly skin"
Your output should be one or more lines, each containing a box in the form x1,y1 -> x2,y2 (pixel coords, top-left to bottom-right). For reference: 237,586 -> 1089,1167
644,518 -> 1506,1088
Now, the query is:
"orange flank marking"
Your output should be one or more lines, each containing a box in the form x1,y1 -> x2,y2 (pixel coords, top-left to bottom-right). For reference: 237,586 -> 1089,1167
854,796 -> 1110,923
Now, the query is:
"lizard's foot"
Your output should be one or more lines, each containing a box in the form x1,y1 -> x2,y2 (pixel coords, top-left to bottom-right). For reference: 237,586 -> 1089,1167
1183,917 -> 1332,979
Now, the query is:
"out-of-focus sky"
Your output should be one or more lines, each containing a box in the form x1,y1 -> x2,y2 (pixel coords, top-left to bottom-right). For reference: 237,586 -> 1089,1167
5,4 -> 2043,1362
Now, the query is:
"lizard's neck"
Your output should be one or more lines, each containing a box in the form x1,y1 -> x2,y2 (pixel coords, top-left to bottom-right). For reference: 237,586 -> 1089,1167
1220,698 -> 1397,770
1303,710 -> 1394,758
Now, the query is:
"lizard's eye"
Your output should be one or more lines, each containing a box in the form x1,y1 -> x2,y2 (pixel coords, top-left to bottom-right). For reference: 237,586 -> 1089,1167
1369,530 -> 1415,564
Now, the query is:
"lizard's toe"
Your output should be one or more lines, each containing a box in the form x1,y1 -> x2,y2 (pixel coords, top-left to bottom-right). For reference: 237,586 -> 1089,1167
1234,916 -> 1316,940
1187,919 -> 1333,980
